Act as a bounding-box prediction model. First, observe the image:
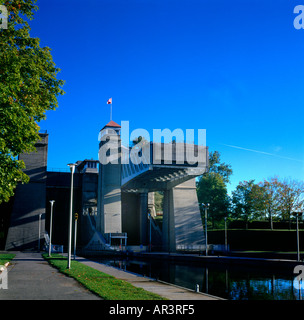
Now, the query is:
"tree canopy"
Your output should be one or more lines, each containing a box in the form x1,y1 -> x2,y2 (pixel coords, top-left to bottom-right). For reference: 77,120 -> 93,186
231,180 -> 266,225
231,177 -> 304,228
0,0 -> 64,203
197,150 -> 304,229
208,151 -> 233,184
197,172 -> 230,227
196,150 -> 232,226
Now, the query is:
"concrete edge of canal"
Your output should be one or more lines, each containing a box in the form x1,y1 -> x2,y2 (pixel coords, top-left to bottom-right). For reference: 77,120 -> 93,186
131,252 -> 304,268
75,256 -> 225,300
76,251 -> 304,300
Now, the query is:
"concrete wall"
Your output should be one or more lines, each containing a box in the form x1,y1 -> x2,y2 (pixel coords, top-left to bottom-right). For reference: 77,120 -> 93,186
172,178 -> 205,247
79,171 -> 98,247
162,188 -> 175,252
98,130 -> 122,235
5,134 -> 48,250
45,172 -> 82,247
121,192 -> 140,245
162,178 -> 205,252
121,180 -> 204,251
98,163 -> 122,234
148,192 -> 156,217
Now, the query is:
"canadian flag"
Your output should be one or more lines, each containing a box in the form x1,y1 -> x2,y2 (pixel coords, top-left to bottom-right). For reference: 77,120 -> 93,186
107,98 -> 112,104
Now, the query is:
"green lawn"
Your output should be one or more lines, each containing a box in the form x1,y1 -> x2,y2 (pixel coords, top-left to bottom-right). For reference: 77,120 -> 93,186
42,254 -> 166,300
0,254 -> 15,265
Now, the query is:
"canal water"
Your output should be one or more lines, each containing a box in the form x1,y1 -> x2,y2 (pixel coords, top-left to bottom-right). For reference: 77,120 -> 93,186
88,256 -> 304,300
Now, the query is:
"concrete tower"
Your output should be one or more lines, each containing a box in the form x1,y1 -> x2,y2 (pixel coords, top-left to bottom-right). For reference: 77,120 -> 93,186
97,121 -> 122,236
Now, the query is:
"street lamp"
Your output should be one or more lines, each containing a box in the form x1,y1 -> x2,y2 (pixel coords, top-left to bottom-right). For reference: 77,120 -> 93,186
148,212 -> 152,252
74,212 -> 78,260
224,216 -> 229,253
67,163 -> 76,269
294,212 -> 303,262
201,203 -> 210,256
49,200 -> 55,257
38,213 -> 42,252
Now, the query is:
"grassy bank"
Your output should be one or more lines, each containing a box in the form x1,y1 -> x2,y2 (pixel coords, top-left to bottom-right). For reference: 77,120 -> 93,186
42,254 -> 166,300
0,254 -> 15,265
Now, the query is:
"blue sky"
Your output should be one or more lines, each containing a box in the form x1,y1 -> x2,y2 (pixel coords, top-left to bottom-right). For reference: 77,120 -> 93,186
29,0 -> 304,194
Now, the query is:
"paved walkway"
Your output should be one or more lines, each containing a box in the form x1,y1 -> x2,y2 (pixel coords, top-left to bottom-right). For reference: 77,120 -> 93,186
0,252 -> 101,300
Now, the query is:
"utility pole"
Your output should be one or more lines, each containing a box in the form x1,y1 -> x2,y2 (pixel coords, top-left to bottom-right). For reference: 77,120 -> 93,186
201,203 -> 210,256
38,213 -> 42,252
49,200 -> 55,257
74,212 -> 78,260
67,163 -> 76,269
224,216 -> 228,252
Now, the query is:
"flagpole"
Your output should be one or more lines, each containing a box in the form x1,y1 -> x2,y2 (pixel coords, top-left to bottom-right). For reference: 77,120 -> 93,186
107,98 -> 112,121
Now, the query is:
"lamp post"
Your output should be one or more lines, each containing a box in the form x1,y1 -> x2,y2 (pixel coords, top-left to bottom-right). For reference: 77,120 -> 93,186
49,200 -> 55,257
293,211 -> 302,262
224,216 -> 228,253
38,213 -> 42,252
295,212 -> 303,262
202,203 -> 210,256
297,213 -> 300,262
148,212 -> 152,252
67,163 -> 76,269
74,212 -> 78,260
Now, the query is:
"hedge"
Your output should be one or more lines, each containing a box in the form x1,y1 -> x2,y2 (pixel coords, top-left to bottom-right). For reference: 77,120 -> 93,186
208,229 -> 304,251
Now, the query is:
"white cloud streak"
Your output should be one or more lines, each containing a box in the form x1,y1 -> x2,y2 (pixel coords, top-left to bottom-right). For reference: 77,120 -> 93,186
222,144 -> 304,163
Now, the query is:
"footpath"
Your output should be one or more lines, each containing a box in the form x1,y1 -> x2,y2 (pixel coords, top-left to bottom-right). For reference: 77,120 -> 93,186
0,251 -> 222,300
0,251 -> 101,300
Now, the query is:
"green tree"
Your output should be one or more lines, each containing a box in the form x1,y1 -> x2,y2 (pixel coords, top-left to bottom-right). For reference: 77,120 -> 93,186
231,180 -> 266,228
259,177 -> 283,229
0,0 -> 64,203
277,178 -> 304,228
208,151 -> 233,184
197,172 -> 230,228
154,191 -> 163,213
196,150 -> 232,228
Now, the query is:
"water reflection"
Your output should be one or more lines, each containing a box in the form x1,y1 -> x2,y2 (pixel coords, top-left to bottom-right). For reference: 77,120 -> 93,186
91,257 -> 304,300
